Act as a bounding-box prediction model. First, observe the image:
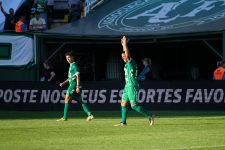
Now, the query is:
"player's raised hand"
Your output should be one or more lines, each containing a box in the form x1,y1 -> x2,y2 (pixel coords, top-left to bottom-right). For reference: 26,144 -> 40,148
121,36 -> 129,47
121,36 -> 124,45
121,36 -> 125,46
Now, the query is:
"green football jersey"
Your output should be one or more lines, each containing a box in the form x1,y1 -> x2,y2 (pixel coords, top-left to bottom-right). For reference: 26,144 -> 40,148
124,59 -> 139,87
68,62 -> 80,83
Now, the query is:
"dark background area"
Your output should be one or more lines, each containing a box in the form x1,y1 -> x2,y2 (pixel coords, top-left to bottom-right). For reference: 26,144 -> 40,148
41,39 -> 221,82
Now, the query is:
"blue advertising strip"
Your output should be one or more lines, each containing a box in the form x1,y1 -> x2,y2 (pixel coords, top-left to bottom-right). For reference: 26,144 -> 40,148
0,81 -> 225,111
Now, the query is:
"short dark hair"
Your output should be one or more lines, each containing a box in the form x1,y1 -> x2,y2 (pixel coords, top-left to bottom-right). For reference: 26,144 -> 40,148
65,51 -> 74,57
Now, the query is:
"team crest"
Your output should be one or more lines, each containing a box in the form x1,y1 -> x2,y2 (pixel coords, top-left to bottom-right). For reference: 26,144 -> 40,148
98,0 -> 225,32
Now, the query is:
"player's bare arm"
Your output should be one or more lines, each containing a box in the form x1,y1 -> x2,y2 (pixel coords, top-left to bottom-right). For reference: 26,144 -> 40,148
121,36 -> 131,60
75,73 -> 81,94
59,79 -> 69,87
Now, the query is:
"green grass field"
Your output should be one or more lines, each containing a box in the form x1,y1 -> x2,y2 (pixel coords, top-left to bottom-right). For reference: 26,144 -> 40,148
1,111 -> 225,150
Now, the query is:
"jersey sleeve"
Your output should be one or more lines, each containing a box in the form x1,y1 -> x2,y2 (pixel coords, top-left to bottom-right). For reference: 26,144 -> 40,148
73,63 -> 80,76
126,60 -> 133,69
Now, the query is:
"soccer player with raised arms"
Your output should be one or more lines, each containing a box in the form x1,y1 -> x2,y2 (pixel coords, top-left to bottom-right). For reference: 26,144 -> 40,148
57,51 -> 94,122
114,36 -> 155,126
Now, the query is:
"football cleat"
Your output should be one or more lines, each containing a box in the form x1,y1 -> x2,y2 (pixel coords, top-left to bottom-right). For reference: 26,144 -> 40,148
114,122 -> 127,127
56,117 -> 67,122
149,115 -> 155,126
86,115 -> 94,121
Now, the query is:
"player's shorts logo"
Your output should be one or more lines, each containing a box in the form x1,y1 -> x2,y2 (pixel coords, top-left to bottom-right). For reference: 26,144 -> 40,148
98,0 -> 225,32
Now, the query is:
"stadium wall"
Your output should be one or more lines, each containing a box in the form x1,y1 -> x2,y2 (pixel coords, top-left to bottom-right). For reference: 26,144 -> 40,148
0,81 -> 225,111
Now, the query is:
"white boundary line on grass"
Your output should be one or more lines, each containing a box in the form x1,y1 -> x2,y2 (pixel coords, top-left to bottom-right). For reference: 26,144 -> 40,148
159,116 -> 225,120
155,144 -> 225,150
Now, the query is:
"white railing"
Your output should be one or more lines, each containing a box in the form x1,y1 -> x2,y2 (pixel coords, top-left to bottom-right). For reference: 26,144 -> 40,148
84,0 -> 104,16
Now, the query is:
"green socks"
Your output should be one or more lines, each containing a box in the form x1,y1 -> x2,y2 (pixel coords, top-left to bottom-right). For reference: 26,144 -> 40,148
63,102 -> 91,119
131,105 -> 151,119
63,102 -> 70,119
82,103 -> 91,116
121,106 -> 127,124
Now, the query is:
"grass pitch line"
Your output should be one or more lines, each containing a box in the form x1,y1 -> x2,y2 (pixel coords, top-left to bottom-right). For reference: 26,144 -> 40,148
160,144 -> 225,150
159,116 -> 225,120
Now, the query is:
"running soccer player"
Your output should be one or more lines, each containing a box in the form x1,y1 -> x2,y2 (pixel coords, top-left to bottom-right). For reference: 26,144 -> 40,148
114,36 -> 155,126
57,51 -> 94,122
